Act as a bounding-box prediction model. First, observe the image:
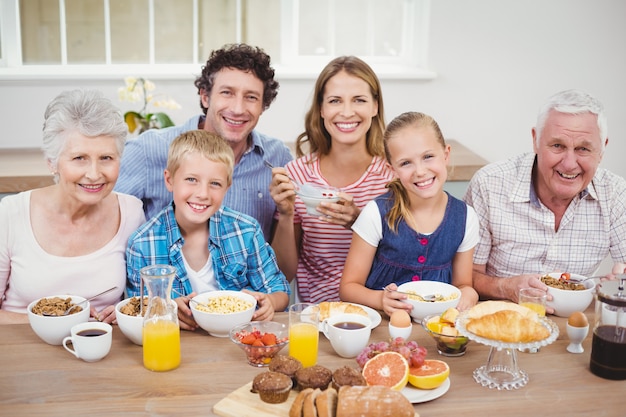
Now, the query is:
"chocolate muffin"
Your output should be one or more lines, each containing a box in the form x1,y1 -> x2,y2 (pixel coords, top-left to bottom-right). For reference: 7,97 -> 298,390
251,371 -> 293,404
269,355 -> 303,384
331,366 -> 366,391
294,365 -> 332,391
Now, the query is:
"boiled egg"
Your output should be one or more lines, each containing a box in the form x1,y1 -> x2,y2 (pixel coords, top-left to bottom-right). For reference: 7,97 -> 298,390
568,311 -> 589,328
390,310 -> 412,328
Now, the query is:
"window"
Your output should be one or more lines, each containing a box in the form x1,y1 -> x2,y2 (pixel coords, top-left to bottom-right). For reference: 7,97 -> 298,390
0,0 -> 433,79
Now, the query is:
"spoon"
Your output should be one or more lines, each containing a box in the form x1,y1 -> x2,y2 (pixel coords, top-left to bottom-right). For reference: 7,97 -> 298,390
383,287 -> 437,302
43,286 -> 118,316
171,289 -> 203,308
263,160 -> 301,190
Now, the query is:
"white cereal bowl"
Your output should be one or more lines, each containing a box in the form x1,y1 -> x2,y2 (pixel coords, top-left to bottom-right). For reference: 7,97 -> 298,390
115,297 -> 146,346
27,295 -> 90,345
295,183 -> 340,216
397,281 -> 461,322
543,272 -> 596,318
190,290 -> 257,337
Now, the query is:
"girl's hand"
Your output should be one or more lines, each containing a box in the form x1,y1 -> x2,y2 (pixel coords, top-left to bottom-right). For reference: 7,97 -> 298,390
381,283 -> 413,318
318,192 -> 360,229
269,168 -> 296,216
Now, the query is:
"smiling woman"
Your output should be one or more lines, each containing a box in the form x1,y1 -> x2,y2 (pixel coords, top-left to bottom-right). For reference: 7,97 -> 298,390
0,89 -> 145,325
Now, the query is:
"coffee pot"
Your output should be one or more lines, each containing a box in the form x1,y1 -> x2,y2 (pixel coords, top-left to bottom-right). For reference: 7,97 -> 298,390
590,276 -> 626,380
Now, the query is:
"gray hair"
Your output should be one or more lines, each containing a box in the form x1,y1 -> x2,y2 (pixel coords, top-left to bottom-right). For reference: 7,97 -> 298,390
535,89 -> 607,150
42,89 -> 128,172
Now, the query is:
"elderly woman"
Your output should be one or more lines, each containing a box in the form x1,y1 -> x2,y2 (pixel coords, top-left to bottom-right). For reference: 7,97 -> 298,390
0,89 -> 145,324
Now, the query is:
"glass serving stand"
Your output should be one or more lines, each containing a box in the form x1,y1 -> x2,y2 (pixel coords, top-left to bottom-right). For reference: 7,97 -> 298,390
456,312 -> 559,390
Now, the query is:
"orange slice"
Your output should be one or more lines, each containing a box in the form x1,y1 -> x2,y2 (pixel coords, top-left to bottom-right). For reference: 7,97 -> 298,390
362,351 -> 409,391
408,359 -> 450,390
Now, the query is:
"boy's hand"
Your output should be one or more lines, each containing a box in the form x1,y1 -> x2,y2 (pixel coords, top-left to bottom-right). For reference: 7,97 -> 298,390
175,292 -> 199,331
243,290 -> 275,321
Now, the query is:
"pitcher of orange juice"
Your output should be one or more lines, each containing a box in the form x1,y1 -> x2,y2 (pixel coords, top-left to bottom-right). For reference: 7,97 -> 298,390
141,265 -> 180,371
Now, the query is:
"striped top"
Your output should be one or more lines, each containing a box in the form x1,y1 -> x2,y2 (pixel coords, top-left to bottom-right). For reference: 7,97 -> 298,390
286,154 -> 394,303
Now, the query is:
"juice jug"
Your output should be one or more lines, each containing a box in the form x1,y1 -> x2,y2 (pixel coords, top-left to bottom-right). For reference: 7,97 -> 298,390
141,264 -> 181,371
590,276 -> 626,380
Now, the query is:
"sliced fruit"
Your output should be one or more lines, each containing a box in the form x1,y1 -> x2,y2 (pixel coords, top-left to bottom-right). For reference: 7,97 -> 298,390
440,307 -> 459,324
426,318 -> 444,334
362,351 -> 410,391
408,359 -> 450,390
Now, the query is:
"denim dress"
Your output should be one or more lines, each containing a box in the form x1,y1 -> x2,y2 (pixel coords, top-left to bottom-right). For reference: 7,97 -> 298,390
364,192 -> 467,290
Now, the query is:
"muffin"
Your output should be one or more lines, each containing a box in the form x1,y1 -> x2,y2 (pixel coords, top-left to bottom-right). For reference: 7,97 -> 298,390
251,371 -> 293,404
295,365 -> 332,391
269,355 -> 303,384
331,366 -> 366,391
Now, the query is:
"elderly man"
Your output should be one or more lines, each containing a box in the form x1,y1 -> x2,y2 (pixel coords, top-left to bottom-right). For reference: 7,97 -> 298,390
115,44 -> 292,240
464,89 -> 626,308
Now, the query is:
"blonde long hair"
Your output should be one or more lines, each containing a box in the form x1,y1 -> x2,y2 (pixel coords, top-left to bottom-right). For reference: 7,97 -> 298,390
383,112 -> 446,232
295,56 -> 386,158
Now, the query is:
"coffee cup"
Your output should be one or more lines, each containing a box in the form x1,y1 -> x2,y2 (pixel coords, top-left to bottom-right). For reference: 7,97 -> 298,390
321,313 -> 372,358
63,322 -> 112,362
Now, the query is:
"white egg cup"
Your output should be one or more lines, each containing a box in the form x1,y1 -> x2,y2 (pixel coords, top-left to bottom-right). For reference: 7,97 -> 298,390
389,322 -> 412,340
566,323 -> 589,354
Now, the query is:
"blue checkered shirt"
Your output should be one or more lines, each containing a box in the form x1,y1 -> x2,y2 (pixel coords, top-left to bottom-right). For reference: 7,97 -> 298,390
126,202 -> 290,298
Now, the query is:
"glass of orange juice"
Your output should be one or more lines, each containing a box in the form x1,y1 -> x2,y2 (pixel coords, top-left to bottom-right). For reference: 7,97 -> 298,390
518,287 -> 547,317
289,303 -> 319,367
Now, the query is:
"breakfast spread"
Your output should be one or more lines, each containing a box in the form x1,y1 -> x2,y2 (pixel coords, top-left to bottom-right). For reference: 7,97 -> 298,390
465,301 -> 550,343
318,301 -> 368,321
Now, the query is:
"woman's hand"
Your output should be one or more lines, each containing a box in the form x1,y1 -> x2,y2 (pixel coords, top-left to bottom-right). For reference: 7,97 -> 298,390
243,290 -> 275,321
93,305 -> 116,324
318,192 -> 360,229
174,292 -> 199,331
381,283 -> 413,318
269,167 -> 297,216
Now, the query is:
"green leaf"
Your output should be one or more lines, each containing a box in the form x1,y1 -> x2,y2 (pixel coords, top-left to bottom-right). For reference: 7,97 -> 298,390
147,112 -> 175,129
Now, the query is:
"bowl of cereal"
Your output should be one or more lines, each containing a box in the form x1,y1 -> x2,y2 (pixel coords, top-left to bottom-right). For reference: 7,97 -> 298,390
115,296 -> 148,345
27,295 -> 90,345
229,321 -> 289,366
190,290 -> 257,337
397,281 -> 461,322
541,272 -> 596,318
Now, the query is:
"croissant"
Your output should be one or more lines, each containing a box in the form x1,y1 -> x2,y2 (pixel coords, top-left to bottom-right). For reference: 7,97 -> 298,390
466,310 -> 550,343
318,302 -> 367,321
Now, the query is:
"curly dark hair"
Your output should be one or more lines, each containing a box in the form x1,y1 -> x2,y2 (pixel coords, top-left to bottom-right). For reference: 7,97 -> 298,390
194,44 -> 279,114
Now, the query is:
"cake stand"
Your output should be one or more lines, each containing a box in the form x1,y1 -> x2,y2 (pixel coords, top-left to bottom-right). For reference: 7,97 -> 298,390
456,312 -> 559,390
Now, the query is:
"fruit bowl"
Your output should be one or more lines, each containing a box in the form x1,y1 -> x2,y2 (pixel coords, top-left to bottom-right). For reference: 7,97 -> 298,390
229,321 -> 289,367
422,313 -> 470,356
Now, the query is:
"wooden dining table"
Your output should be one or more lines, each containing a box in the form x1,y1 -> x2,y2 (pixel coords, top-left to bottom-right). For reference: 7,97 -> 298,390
0,307 -> 622,417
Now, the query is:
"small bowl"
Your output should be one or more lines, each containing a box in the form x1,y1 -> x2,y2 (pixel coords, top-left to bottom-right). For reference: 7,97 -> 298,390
115,297 -> 147,345
229,321 -> 289,367
27,295 -> 90,345
542,272 -> 596,317
191,290 -> 257,337
422,314 -> 470,356
397,281 -> 461,321
295,183 -> 340,216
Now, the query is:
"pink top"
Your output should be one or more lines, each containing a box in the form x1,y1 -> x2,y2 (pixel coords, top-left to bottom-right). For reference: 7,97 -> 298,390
0,191 -> 145,313
284,154 -> 394,303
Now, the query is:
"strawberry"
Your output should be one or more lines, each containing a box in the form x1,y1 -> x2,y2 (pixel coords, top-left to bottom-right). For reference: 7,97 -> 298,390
252,338 -> 265,347
261,333 -> 277,346
240,333 -> 257,345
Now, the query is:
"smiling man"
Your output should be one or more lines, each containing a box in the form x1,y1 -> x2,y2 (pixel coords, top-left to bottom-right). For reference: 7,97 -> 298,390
464,90 -> 626,308
115,44 -> 292,240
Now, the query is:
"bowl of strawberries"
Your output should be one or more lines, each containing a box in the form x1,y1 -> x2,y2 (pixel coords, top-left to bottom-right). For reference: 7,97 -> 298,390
229,321 -> 289,367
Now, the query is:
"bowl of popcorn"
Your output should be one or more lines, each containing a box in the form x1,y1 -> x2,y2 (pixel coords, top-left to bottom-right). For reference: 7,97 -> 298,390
190,290 -> 257,337
229,321 -> 289,367
27,295 -> 90,345
115,296 -> 148,345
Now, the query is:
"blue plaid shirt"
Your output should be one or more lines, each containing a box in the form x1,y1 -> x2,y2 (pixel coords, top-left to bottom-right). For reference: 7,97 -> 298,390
114,115 -> 293,240
126,202 -> 290,299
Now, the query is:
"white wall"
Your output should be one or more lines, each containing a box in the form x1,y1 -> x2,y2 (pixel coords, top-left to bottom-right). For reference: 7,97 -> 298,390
1,0 -> 625,180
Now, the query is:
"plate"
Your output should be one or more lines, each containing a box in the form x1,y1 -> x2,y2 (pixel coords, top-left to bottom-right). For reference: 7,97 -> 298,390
401,378 -> 450,403
304,303 -> 382,330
